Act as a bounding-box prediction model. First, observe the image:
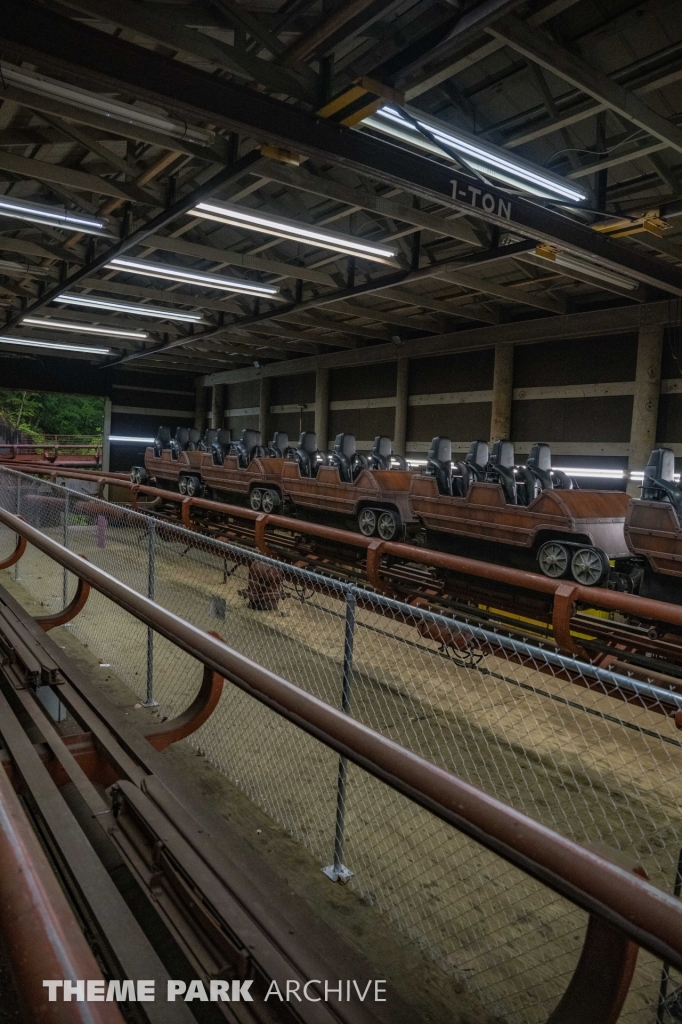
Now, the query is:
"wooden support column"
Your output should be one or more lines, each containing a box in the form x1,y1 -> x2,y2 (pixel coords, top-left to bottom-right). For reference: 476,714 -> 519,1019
259,376 -> 271,442
627,324 -> 663,496
490,343 -> 514,442
315,367 -> 329,452
194,383 -> 207,434
394,357 -> 409,457
210,384 -> 225,431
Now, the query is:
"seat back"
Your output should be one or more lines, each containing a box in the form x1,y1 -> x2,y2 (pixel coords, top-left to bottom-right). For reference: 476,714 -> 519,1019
267,432 -> 289,457
487,439 -> 517,503
369,436 -> 392,470
453,441 -> 488,497
235,428 -> 262,467
642,447 -> 682,511
153,426 -> 171,456
210,428 -> 232,465
331,433 -> 357,482
170,426 -> 190,459
426,437 -> 453,496
294,431 -> 322,477
187,428 -> 201,451
526,443 -> 553,490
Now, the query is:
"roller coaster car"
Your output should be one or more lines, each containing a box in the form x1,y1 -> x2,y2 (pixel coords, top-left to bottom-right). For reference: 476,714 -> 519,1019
136,427 -> 286,511
282,433 -> 417,540
410,439 -> 631,586
624,447 -> 682,603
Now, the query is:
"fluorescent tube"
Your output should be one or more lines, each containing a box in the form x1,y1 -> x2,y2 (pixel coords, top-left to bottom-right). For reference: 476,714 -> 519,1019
109,436 -> 155,443
192,201 -> 398,263
0,62 -> 215,147
366,108 -> 587,203
22,317 -> 148,340
56,294 -> 204,321
0,336 -> 110,354
108,258 -> 280,297
0,195 -> 107,234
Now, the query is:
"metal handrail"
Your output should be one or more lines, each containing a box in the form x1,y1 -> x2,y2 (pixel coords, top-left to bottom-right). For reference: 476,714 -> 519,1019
1,504 -> 682,980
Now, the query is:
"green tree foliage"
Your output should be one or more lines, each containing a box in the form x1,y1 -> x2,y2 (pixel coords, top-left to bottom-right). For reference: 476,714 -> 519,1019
0,389 -> 104,438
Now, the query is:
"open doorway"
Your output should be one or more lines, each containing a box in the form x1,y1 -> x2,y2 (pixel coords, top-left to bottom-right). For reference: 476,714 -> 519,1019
0,388 -> 104,446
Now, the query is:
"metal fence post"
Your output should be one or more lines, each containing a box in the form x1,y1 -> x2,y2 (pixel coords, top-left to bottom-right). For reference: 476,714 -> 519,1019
656,847 -> 682,1022
62,489 -> 69,602
13,476 -> 21,580
142,518 -> 158,707
323,587 -> 356,883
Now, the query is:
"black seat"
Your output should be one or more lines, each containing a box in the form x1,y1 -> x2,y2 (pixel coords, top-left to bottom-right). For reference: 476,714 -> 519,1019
368,435 -> 406,470
200,428 -> 218,451
426,437 -> 453,496
641,448 -> 682,512
330,433 -> 367,482
211,428 -> 232,466
487,439 -> 517,504
267,432 -> 289,457
293,432 -> 324,477
170,426 -> 190,459
233,428 -> 263,468
454,440 -> 488,496
153,426 -> 171,457
525,442 -> 572,494
187,428 -> 201,451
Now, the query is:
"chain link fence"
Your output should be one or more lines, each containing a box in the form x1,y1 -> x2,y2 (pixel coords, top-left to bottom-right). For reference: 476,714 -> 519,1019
0,466 -> 681,1024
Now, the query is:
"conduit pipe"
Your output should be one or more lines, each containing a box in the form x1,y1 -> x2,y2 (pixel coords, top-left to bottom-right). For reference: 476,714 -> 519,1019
1,506 -> 682,975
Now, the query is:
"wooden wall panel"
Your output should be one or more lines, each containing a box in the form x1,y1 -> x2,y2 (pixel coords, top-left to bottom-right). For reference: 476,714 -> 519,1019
410,349 -> 494,394
511,396 -> 633,443
514,334 -> 638,387
328,407 -> 395,446
271,373 -> 316,406
330,363 -> 397,401
268,410 -> 314,439
408,402 -> 492,443
226,380 -> 260,410
657,394 -> 682,443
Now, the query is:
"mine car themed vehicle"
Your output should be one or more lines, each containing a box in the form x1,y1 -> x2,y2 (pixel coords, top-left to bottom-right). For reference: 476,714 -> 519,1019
624,447 -> 682,603
281,431 -> 415,540
134,425 -> 286,511
411,438 -> 631,587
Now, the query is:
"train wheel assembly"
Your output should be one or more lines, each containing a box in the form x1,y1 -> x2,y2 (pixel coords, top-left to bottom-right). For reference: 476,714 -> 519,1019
130,466 -> 147,485
570,546 -> 608,586
250,488 -> 263,511
184,475 -> 202,498
358,508 -> 377,536
377,510 -> 400,541
537,541 -> 569,579
178,475 -> 188,495
261,489 -> 280,513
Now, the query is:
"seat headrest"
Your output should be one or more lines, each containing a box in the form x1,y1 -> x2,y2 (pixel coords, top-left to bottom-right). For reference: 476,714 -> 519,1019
373,436 -> 392,458
217,428 -> 231,445
204,429 -> 218,445
527,443 -> 551,472
175,427 -> 190,446
467,441 -> 488,468
491,439 -> 515,469
334,433 -> 356,458
428,437 -> 452,463
271,432 -> 288,452
240,429 -> 261,451
156,426 -> 171,445
188,428 -> 201,444
298,431 -> 318,455
647,447 -> 676,483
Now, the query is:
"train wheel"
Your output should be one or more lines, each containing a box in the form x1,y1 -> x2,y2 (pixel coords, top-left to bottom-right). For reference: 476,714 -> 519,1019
537,541 -> 569,578
261,489 -> 279,513
358,508 -> 377,536
178,476 -> 188,495
250,488 -> 263,511
377,510 -> 399,541
185,475 -> 202,497
130,466 -> 145,484
570,547 -> 607,587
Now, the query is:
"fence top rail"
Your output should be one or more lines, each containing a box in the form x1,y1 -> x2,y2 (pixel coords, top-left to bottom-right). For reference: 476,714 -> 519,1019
0,502 -> 681,973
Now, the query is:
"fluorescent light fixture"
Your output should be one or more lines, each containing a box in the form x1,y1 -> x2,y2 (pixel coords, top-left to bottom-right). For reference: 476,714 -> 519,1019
0,61 -> 215,148
0,336 -> 109,354
552,252 -> 638,291
192,201 -> 398,264
56,293 -> 204,322
108,258 -> 280,297
22,316 -> 148,340
0,195 -> 107,234
557,467 -> 625,478
365,108 -> 588,203
109,435 -> 155,443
